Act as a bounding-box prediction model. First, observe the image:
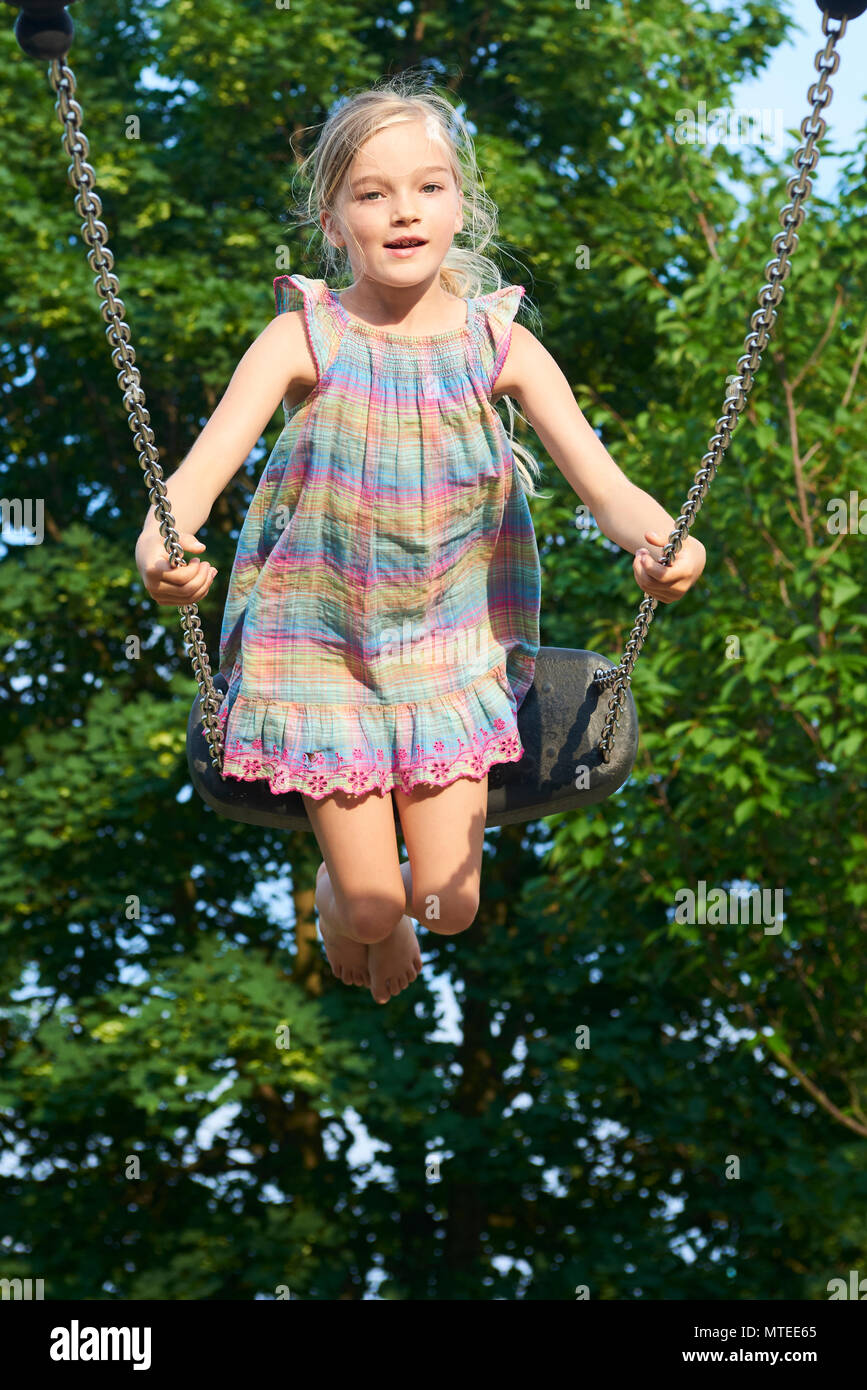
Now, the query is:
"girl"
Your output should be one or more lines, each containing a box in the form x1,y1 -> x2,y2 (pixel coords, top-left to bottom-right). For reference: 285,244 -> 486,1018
136,77 -> 706,1008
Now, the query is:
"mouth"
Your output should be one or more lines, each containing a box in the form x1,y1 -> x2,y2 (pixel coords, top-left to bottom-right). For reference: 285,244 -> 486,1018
384,238 -> 427,253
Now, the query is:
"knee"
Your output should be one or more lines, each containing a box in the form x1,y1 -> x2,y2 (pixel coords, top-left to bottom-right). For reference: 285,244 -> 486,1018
413,886 -> 480,936
342,891 -> 405,944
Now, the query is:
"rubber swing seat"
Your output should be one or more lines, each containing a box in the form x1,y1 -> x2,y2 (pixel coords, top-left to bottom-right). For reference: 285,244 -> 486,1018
186,647 -> 639,832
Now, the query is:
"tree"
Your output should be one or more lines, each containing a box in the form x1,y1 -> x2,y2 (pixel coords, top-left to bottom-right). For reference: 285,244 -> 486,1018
1,0 -> 865,1299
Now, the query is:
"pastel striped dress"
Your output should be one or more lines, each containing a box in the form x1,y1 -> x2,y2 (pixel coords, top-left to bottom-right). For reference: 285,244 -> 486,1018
216,273 -> 541,800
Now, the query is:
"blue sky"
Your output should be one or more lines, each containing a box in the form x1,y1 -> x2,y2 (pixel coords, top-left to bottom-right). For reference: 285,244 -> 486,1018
720,0 -> 866,195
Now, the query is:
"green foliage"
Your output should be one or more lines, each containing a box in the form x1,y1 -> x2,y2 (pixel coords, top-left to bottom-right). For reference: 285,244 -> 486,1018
1,0 -> 866,1301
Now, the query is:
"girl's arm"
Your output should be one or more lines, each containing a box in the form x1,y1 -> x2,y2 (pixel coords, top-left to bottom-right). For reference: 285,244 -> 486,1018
494,325 -> 706,602
140,311 -> 310,540
136,311 -> 312,605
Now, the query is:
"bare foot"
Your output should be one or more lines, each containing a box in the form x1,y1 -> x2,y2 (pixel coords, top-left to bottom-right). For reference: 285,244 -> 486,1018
315,861 -> 370,988
368,915 -> 423,1005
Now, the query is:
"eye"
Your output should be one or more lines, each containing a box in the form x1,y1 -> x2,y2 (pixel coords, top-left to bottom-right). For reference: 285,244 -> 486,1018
358,184 -> 444,201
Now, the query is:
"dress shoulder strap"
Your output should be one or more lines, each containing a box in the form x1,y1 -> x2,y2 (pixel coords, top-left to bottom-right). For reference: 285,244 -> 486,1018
273,273 -> 344,380
473,284 -> 526,394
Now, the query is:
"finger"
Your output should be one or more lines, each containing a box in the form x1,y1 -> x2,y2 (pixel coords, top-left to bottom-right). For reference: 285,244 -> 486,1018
179,569 -> 216,603
638,543 -> 674,570
646,580 -> 685,604
159,568 -> 215,606
163,581 -> 208,608
160,558 -> 207,585
636,554 -> 668,582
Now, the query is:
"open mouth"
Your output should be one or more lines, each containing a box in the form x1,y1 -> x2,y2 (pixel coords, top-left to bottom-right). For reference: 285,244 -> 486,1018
384,238 -> 427,249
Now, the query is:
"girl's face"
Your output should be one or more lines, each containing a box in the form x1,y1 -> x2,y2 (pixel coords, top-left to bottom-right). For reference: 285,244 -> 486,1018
322,120 -> 464,284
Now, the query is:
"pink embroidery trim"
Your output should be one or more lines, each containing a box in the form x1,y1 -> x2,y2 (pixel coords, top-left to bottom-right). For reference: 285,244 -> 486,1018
217,722 -> 523,800
214,666 -> 523,799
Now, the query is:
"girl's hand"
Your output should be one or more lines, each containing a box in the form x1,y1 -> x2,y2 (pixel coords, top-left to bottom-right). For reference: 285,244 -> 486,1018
136,530 -> 218,607
633,530 -> 706,604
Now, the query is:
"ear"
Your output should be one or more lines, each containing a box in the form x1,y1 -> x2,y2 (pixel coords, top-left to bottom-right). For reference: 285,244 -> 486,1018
321,211 -> 343,248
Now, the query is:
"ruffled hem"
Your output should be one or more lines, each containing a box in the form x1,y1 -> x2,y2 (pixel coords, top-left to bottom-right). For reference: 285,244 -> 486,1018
215,661 -> 525,800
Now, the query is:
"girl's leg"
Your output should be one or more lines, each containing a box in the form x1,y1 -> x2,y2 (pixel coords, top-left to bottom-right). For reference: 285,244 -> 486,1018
392,774 -> 487,935
303,787 -> 422,1002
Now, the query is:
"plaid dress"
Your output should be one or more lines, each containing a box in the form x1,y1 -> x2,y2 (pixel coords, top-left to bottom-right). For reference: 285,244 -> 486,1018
217,273 -> 541,800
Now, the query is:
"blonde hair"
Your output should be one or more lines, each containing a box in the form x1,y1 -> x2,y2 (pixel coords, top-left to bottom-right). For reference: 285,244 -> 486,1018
286,71 -> 548,499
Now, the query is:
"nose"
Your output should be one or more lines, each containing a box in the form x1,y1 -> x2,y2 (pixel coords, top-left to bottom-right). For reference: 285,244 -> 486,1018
391,194 -> 421,225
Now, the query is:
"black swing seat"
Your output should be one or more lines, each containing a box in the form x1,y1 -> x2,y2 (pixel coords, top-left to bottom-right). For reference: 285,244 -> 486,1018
186,647 -> 639,831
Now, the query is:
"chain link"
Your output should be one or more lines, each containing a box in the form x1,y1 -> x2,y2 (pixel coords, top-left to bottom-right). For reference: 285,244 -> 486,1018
47,57 -> 226,767
590,10 -> 847,762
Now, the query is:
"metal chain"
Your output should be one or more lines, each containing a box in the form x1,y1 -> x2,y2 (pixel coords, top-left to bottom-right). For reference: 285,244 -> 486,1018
46,57 -> 226,767
590,9 -> 847,762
